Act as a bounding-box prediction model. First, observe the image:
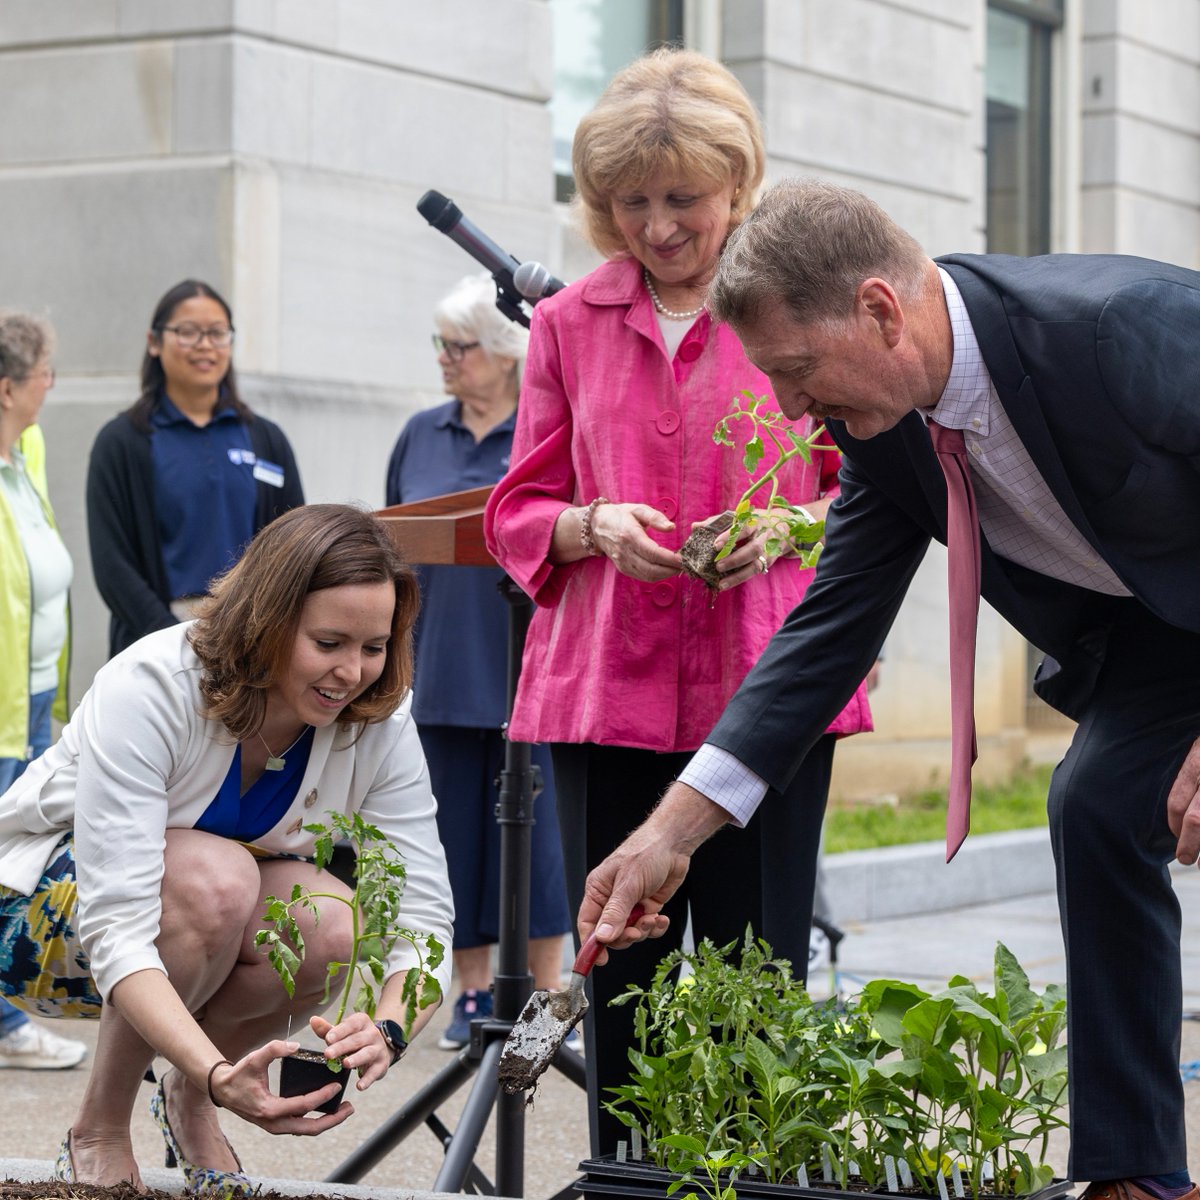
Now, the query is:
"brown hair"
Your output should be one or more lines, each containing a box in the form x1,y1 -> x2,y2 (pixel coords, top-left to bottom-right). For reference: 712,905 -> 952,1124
709,178 -> 930,329
190,505 -> 420,740
571,47 -> 765,259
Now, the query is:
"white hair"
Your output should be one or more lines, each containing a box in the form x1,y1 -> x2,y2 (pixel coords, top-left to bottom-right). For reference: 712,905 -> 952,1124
434,273 -> 529,388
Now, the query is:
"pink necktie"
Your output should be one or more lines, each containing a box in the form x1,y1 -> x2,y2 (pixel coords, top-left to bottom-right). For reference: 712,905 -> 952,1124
928,420 -> 980,862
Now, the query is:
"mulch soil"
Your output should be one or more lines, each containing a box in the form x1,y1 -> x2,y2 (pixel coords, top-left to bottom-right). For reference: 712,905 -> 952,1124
0,1186 -> 356,1200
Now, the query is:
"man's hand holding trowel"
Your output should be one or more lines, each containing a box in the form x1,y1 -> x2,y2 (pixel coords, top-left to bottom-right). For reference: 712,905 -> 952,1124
498,783 -> 729,1096
578,781 -> 729,953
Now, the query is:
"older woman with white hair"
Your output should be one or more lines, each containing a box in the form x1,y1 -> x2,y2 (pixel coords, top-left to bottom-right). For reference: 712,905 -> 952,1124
384,273 -> 570,1051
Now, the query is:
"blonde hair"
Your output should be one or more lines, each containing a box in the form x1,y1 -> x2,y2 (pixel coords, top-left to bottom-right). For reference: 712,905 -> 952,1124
571,48 -> 765,259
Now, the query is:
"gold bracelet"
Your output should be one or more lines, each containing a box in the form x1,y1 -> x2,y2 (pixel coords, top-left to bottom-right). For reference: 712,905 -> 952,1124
207,1058 -> 234,1108
580,496 -> 610,557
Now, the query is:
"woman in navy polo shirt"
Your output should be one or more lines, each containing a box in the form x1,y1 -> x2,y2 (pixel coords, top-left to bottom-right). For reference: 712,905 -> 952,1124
385,273 -> 571,1051
86,280 -> 304,658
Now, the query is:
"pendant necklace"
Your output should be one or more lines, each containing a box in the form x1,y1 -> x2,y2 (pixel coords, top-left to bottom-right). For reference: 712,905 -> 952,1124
257,728 -> 310,772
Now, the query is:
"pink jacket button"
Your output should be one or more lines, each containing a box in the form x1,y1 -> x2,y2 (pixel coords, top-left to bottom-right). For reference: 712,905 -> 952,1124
655,411 -> 680,435
658,496 -> 678,520
678,341 -> 702,363
651,581 -> 676,607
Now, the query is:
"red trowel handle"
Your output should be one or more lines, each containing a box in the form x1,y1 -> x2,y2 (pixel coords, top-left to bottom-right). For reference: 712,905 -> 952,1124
571,904 -> 647,978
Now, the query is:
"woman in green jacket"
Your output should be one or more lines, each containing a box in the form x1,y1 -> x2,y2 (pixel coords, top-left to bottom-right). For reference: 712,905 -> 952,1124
0,310 -> 87,1070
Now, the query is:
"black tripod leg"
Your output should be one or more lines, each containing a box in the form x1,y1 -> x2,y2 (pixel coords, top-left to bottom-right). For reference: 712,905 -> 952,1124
551,1043 -> 587,1087
324,1049 -> 478,1183
426,1114 -> 495,1195
325,577 -> 577,1195
434,1037 -> 505,1192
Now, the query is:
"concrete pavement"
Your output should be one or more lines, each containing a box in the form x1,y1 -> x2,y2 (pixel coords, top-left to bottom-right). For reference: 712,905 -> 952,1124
5,849 -> 1200,1194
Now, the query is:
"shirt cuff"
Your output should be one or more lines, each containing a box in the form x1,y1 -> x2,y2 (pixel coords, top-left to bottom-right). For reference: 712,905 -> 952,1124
678,744 -> 769,828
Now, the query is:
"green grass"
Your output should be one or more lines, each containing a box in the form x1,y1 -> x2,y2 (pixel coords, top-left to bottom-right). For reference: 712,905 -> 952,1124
824,762 -> 1053,854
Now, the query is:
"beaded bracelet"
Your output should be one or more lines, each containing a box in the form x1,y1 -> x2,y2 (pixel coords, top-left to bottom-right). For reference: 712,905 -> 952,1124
580,496 -> 609,557
207,1058 -> 234,1108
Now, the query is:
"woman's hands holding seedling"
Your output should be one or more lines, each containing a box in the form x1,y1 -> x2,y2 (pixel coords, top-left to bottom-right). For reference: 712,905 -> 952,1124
580,501 -> 683,581
207,1043 -> 354,1131
699,514 -> 784,591
705,493 -> 835,590
310,1012 -> 393,1090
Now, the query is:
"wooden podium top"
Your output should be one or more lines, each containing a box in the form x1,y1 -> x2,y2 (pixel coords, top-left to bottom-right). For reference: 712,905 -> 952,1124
375,485 -> 495,567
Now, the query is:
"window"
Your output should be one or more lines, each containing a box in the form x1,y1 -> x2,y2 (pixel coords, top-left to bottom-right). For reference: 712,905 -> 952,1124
985,0 -> 1063,255
550,0 -> 684,202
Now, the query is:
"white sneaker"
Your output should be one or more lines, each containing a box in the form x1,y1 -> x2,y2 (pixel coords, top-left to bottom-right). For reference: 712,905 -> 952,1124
0,1020 -> 88,1069
808,927 -> 831,973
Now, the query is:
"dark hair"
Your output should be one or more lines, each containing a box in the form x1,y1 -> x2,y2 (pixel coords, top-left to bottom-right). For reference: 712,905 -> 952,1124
189,505 -> 421,741
127,279 -> 250,433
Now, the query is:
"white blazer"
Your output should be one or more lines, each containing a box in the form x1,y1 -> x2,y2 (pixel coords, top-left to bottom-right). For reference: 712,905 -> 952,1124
0,624 -> 454,1002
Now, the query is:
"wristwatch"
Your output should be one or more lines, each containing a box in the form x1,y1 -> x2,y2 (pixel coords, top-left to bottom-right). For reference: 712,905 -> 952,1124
375,1019 -> 408,1065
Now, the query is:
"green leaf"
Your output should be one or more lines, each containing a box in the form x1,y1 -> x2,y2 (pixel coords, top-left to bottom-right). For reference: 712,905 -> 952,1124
861,980 -> 929,1046
995,941 -> 1037,1023
659,1133 -> 708,1156
901,996 -> 958,1048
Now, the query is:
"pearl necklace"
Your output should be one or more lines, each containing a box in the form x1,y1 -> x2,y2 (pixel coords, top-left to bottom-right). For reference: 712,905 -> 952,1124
643,267 -> 705,320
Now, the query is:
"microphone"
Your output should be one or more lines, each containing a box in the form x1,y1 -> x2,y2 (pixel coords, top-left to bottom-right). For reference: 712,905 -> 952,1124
417,189 -> 521,289
514,260 -> 566,302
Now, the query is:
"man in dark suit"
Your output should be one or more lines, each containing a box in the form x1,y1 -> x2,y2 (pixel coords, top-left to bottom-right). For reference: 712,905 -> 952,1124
581,179 -> 1200,1198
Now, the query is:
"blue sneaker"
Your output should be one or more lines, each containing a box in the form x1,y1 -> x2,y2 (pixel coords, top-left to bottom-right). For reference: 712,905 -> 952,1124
438,988 -> 493,1050
563,1025 -> 583,1053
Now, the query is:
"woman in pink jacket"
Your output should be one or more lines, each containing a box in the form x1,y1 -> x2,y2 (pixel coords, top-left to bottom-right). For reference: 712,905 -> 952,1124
483,48 -> 871,1154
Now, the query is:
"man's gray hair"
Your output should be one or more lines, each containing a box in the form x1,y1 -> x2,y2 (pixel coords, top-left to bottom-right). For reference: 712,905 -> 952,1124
709,178 -> 930,329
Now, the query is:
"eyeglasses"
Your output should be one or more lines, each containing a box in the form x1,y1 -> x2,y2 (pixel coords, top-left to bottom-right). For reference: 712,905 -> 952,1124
431,335 -> 480,363
160,323 -> 235,349
12,363 -> 54,386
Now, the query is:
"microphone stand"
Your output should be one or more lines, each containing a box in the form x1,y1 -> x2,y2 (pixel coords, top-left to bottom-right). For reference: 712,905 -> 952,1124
325,576 -> 585,1197
328,205 -> 575,1195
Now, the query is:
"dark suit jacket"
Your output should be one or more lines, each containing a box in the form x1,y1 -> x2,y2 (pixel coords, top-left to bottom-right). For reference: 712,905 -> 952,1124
708,252 -> 1200,794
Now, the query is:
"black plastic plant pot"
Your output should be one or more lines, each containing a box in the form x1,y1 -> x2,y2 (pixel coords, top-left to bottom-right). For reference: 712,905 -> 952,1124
573,1155 -> 1073,1200
279,1048 -> 351,1115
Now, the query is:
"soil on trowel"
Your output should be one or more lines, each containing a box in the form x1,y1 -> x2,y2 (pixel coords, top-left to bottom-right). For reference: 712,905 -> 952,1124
498,1047 -> 541,1096
679,511 -> 735,592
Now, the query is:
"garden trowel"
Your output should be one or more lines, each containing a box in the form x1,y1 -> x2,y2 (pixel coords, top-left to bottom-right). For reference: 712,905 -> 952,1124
499,904 -> 644,1094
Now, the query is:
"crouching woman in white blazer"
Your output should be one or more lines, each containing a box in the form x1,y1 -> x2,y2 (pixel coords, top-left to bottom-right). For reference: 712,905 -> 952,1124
0,503 -> 453,1195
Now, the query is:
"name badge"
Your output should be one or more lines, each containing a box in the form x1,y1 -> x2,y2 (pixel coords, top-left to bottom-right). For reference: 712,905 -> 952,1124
227,448 -> 257,466
253,459 -> 285,488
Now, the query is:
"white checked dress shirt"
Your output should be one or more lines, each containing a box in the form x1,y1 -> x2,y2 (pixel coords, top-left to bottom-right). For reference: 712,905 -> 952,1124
682,268 -> 1130,825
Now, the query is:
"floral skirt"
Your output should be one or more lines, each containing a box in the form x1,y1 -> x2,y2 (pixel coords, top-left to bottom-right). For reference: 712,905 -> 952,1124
0,835 -> 102,1018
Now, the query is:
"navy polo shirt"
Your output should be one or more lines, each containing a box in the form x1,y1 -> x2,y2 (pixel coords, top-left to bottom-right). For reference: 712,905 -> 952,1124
385,400 -> 514,728
150,393 -> 258,599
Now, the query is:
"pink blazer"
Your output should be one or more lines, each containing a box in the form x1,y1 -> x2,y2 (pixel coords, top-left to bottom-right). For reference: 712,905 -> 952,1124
484,257 -> 872,752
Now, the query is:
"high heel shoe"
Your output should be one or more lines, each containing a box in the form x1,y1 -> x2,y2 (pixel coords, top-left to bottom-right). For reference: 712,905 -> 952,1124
150,1080 -> 253,1198
52,1130 -> 76,1182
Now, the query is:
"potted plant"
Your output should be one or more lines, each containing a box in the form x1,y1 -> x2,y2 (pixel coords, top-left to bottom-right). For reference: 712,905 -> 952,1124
256,810 -> 444,1113
580,933 -> 1068,1200
680,390 -> 835,591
